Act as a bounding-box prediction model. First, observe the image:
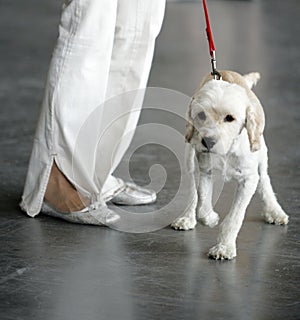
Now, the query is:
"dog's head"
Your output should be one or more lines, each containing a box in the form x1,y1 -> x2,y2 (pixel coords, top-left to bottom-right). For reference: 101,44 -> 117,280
185,71 -> 265,155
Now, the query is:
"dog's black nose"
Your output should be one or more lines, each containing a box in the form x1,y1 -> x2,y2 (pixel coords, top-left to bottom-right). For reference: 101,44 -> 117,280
201,137 -> 216,151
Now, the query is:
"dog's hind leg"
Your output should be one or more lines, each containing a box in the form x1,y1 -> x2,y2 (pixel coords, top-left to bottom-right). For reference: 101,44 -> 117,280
257,150 -> 289,225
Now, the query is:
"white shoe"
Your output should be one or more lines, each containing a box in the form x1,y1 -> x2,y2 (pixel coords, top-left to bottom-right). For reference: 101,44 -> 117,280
41,201 -> 120,226
111,182 -> 156,205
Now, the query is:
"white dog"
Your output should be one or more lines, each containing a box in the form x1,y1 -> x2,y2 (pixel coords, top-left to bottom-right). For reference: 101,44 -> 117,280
171,70 -> 288,260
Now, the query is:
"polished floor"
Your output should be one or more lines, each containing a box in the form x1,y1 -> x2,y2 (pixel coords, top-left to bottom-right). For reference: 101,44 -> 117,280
0,0 -> 300,319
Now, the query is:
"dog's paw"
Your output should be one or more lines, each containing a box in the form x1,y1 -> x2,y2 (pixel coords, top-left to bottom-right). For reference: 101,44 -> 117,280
198,210 -> 219,228
171,216 -> 197,231
208,243 -> 236,260
264,208 -> 289,225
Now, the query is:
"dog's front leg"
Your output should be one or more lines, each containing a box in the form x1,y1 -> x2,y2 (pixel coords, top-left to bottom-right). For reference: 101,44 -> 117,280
196,170 -> 219,228
208,173 -> 259,260
171,145 -> 198,230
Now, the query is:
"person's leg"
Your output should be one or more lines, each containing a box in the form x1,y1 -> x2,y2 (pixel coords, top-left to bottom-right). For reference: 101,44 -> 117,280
21,0 -> 118,216
98,0 -> 166,199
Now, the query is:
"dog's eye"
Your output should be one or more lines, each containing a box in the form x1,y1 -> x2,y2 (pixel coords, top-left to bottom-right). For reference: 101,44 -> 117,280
197,111 -> 206,121
224,114 -> 235,122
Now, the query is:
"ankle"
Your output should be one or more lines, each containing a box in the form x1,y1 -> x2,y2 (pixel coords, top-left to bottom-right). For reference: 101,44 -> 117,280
44,162 -> 88,212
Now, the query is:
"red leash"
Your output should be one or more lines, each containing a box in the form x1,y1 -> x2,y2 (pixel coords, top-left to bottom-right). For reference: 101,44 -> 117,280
202,0 -> 221,79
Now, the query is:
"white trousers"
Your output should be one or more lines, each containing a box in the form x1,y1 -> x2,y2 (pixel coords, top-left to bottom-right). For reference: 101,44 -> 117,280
20,0 -> 166,217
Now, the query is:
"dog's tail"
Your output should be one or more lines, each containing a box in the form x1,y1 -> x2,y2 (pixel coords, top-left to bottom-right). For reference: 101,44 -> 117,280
243,72 -> 261,89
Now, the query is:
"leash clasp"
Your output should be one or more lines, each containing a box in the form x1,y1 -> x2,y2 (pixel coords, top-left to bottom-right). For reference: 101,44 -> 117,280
211,51 -> 222,80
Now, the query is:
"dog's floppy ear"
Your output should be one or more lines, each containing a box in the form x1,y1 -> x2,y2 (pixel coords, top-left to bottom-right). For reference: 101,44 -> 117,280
246,92 -> 265,152
185,99 -> 195,143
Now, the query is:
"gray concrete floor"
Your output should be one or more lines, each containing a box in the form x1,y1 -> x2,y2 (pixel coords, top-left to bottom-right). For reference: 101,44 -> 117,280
0,0 -> 300,319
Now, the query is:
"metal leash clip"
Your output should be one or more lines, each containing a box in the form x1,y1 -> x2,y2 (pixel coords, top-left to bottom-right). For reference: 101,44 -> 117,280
211,51 -> 222,80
